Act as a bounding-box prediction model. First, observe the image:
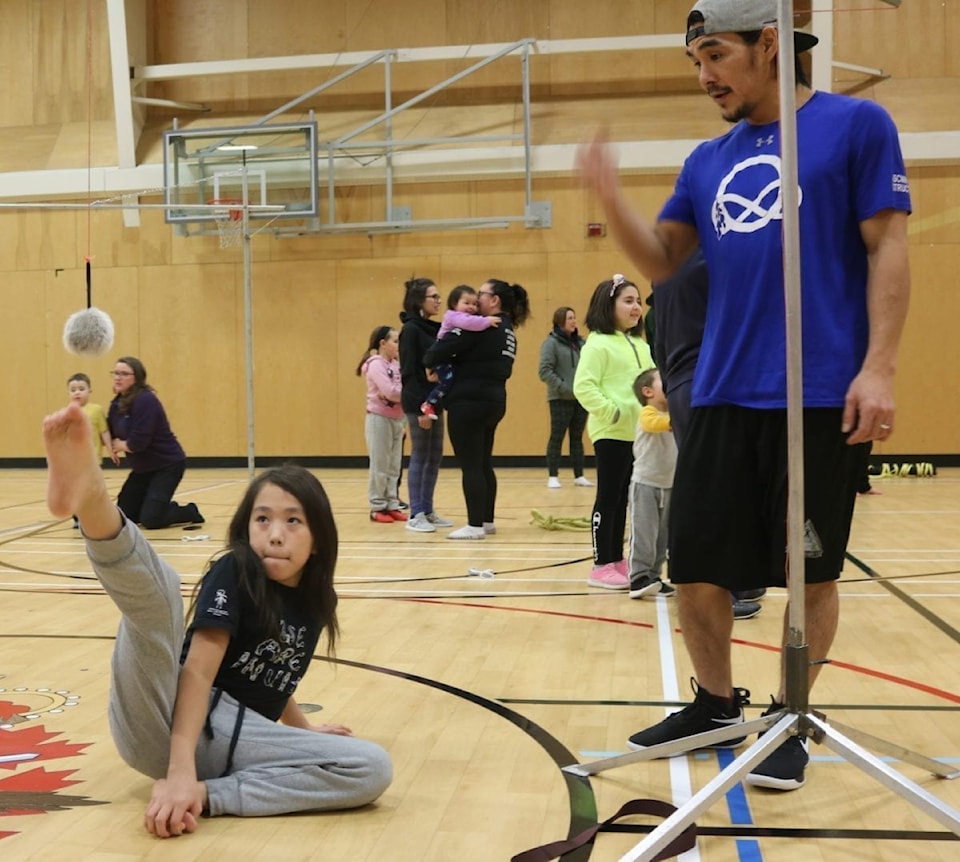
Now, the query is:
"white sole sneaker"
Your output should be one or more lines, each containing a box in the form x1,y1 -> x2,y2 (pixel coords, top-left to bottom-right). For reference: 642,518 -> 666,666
447,525 -> 485,540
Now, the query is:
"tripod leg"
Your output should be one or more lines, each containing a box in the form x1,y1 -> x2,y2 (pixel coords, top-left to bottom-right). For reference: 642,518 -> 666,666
807,714 -> 960,836
823,715 -> 960,780
619,715 -> 798,861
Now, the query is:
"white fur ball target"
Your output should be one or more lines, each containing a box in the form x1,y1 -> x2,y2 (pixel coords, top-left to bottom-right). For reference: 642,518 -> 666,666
63,307 -> 115,358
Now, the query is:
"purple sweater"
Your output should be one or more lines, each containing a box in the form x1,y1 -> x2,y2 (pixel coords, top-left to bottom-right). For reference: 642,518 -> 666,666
108,389 -> 186,473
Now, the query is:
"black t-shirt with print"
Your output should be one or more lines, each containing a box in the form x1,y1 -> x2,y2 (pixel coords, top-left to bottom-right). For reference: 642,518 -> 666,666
181,554 -> 321,721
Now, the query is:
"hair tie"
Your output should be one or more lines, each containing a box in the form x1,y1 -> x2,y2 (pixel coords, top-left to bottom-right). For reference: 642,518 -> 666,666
610,273 -> 626,297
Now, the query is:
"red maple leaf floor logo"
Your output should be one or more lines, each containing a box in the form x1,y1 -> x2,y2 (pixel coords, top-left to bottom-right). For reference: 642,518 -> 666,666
0,699 -> 106,840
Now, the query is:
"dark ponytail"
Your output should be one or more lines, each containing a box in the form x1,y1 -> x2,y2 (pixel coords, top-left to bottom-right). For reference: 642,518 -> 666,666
356,325 -> 394,375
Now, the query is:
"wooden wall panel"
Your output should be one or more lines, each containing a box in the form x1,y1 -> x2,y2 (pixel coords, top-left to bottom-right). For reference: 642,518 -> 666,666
134,263 -> 243,457
32,0 -> 113,125
246,259 -> 339,455
0,3 -> 37,127
1,0 -> 958,460
833,1 -> 948,82
879,244 -> 960,455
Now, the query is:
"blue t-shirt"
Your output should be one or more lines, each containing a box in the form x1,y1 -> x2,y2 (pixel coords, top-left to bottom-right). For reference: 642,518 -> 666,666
182,554 -> 322,721
659,91 -> 911,409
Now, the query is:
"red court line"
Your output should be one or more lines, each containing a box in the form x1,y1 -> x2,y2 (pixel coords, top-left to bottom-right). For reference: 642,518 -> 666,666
407,598 -> 960,705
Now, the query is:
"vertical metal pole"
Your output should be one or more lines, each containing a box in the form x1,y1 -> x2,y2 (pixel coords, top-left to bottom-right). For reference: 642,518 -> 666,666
521,44 -> 533,210
241,155 -> 255,480
777,0 -> 809,712
384,52 -> 393,220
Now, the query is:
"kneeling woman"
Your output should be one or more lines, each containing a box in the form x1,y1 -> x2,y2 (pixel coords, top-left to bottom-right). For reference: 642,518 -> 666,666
424,278 -> 530,539
108,356 -> 204,528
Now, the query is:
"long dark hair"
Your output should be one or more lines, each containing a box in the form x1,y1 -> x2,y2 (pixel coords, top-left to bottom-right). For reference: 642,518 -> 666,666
584,275 -> 644,337
356,325 -> 394,375
402,276 -> 438,317
192,465 -> 340,653
113,356 -> 154,414
484,278 -> 531,327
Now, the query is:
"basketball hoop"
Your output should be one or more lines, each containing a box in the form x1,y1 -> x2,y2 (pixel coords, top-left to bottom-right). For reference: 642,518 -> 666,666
208,198 -> 244,248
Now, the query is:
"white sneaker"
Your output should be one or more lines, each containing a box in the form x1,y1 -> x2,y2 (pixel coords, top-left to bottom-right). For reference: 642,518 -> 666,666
425,512 -> 454,527
405,512 -> 436,533
482,522 -> 496,535
573,476 -> 594,487
447,525 -> 485,540
547,477 -> 562,488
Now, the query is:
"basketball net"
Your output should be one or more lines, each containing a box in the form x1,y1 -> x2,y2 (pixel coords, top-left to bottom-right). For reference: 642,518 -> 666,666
210,199 -> 243,248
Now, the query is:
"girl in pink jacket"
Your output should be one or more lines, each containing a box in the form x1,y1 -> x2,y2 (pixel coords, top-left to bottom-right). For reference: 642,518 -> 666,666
357,326 -> 407,522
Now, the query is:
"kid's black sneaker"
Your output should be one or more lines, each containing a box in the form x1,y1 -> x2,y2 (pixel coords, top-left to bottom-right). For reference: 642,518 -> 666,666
627,679 -> 750,752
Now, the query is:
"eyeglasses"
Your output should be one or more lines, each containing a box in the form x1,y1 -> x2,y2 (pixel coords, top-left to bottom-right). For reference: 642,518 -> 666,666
111,371 -> 134,377
424,293 -> 441,301
478,290 -> 494,297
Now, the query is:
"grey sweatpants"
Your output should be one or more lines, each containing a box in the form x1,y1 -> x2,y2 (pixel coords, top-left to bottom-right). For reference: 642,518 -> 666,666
365,413 -> 405,511
627,480 -> 671,583
86,518 -> 392,816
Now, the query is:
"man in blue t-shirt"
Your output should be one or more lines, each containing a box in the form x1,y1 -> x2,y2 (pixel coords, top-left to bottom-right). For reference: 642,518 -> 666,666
577,0 -> 910,792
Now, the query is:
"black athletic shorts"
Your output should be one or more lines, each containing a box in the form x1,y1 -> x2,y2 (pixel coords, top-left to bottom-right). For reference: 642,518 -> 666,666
668,406 -> 868,590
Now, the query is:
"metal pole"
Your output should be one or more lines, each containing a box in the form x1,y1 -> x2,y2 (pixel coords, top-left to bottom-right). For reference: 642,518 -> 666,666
241,155 -> 255,480
777,0 -> 810,714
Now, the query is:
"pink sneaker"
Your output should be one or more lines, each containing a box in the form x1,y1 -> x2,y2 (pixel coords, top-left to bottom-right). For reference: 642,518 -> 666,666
587,562 -> 629,590
614,559 -> 629,577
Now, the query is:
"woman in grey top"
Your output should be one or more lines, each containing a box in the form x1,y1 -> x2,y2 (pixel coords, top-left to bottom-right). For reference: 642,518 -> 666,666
538,306 -> 592,489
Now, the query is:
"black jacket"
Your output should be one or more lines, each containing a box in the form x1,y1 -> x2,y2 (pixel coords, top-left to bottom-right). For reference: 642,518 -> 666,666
423,314 -> 516,406
652,248 -> 708,395
398,312 -> 441,414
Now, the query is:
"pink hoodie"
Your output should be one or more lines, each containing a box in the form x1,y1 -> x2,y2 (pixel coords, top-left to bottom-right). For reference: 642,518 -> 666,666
362,355 -> 403,419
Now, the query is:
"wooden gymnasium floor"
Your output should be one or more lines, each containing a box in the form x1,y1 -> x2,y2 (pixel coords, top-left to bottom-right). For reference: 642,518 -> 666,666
0,465 -> 958,861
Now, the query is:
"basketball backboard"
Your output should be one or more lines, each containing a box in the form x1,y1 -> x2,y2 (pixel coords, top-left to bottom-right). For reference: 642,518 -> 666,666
163,121 -> 318,234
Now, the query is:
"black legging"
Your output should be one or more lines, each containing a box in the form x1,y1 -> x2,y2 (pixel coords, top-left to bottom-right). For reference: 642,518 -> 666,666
546,399 -> 588,477
590,438 -> 634,565
445,400 -> 506,527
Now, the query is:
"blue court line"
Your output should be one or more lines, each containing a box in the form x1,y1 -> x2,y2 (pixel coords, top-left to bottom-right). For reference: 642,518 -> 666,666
716,749 -> 762,862
576,749 -> 959,862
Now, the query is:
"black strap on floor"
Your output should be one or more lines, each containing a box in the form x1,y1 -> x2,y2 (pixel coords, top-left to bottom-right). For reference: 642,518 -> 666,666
511,798 -> 696,862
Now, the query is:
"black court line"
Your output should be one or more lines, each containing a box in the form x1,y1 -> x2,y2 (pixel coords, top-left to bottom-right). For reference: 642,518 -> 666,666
603,824 -> 959,842
845,551 -> 960,646
499,698 -> 960,712
323,656 -> 600,862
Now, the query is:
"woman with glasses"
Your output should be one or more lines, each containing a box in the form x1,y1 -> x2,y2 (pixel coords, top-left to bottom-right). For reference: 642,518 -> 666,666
108,356 -> 205,529
398,278 -> 453,533
423,278 -> 530,540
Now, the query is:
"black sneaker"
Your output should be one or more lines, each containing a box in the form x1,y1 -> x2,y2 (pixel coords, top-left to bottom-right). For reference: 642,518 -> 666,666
628,574 -> 663,599
657,581 -> 677,597
733,599 -> 762,620
746,700 -> 809,790
626,679 -> 750,753
184,502 -> 205,525
734,588 -> 767,601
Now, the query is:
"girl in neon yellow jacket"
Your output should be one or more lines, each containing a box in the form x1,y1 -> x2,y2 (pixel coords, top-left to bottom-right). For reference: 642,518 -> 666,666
574,274 -> 654,590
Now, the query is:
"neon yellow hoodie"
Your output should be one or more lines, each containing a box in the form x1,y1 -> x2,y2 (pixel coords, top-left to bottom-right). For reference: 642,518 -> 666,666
573,331 -> 654,443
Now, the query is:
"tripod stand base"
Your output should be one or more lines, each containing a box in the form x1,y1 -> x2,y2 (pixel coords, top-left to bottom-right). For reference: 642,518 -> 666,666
615,710 -> 960,862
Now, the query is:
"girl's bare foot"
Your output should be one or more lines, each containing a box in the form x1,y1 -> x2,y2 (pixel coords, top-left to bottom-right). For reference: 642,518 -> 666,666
43,403 -> 117,537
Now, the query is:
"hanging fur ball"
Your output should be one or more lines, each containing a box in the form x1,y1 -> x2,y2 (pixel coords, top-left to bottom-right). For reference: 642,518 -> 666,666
63,307 -> 115,358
